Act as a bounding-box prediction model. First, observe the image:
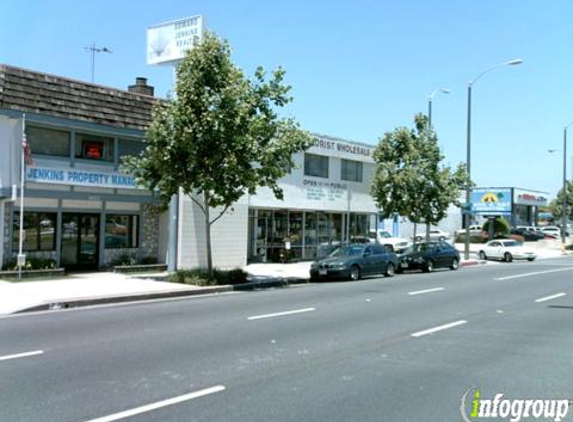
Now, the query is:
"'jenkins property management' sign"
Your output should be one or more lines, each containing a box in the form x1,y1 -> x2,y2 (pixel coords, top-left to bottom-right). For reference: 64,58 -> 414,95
26,167 -> 137,189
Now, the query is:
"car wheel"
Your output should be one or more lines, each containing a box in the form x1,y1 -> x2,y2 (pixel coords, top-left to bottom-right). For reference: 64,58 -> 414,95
479,251 -> 487,260
385,263 -> 395,277
422,260 -> 434,273
504,252 -> 513,263
527,257 -> 536,262
349,265 -> 361,281
450,258 -> 459,270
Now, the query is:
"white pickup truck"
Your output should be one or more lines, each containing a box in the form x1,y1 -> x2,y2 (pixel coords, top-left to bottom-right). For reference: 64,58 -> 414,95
373,229 -> 412,252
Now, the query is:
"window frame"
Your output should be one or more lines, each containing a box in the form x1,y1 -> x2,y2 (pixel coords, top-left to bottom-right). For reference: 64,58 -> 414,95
304,153 -> 329,178
12,211 -> 57,252
104,214 -> 140,249
341,159 -> 363,182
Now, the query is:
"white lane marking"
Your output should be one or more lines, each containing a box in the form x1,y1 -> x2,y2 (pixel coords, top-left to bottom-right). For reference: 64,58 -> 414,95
82,385 -> 226,422
495,268 -> 573,281
408,287 -> 445,296
248,307 -> 316,321
535,293 -> 567,303
411,320 -> 467,338
0,350 -> 44,361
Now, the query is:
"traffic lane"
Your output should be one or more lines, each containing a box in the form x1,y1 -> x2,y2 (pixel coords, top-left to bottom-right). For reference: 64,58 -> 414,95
109,294 -> 573,422
3,269 -> 572,421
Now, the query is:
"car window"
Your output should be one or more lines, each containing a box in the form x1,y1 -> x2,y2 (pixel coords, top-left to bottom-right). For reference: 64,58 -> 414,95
379,231 -> 391,238
439,241 -> 452,249
489,242 -> 499,247
372,245 -> 386,255
329,246 -> 364,257
502,240 -> 521,247
364,246 -> 372,255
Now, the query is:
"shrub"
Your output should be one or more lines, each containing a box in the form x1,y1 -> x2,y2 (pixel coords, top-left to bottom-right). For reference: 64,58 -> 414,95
566,244 -> 573,251
139,256 -> 158,265
483,217 -> 511,238
455,233 -> 488,244
168,268 -> 248,286
3,257 -> 57,271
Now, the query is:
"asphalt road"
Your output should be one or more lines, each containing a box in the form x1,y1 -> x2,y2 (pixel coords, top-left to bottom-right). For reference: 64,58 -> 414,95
2,257 -> 573,422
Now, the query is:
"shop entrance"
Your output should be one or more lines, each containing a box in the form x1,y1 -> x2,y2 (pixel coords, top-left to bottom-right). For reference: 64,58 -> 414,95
60,213 -> 100,270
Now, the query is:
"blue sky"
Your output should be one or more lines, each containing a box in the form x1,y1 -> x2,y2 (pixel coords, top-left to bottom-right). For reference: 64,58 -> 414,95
1,0 -> 572,198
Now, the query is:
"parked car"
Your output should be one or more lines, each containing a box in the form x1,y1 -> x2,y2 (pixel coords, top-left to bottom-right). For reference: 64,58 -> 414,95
372,229 -> 412,252
478,239 -> 536,262
510,228 -> 544,241
541,226 -> 561,238
455,225 -> 483,237
396,241 -> 460,273
413,228 -> 451,242
310,244 -> 397,281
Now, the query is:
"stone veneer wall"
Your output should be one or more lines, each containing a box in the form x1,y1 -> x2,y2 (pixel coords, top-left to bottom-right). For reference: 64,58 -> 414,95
103,204 -> 162,267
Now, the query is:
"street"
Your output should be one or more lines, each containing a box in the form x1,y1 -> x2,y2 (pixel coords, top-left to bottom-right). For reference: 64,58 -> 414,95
2,258 -> 573,422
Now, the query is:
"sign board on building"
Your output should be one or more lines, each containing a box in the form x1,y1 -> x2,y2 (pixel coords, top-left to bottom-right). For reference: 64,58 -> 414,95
308,136 -> 374,163
147,15 -> 205,65
471,188 -> 512,215
513,188 -> 548,207
26,167 -> 138,190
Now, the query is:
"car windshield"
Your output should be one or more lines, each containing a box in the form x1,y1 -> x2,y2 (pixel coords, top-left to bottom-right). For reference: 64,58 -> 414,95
379,231 -> 391,238
329,246 -> 365,257
502,240 -> 522,247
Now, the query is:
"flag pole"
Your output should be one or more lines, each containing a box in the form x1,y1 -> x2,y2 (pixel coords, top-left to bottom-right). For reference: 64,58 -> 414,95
18,114 -> 26,279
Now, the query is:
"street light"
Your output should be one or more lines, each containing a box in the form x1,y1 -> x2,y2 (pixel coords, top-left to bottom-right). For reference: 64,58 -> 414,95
84,43 -> 113,83
428,88 -> 450,131
560,123 -> 573,244
464,58 -> 523,260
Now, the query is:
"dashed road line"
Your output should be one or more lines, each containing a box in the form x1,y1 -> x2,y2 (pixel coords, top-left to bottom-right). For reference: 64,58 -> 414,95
248,308 -> 316,321
411,320 -> 467,338
82,385 -> 226,422
535,293 -> 567,303
494,268 -> 573,281
0,350 -> 44,361
408,287 -> 445,296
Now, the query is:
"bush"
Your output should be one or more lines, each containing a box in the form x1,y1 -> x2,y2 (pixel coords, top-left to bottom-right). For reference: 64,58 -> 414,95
455,233 -> 488,244
168,268 -> 248,286
3,257 -> 57,271
566,244 -> 573,251
483,217 -> 511,238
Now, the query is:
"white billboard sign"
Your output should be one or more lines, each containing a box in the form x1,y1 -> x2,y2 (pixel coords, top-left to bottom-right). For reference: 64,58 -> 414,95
147,15 -> 204,65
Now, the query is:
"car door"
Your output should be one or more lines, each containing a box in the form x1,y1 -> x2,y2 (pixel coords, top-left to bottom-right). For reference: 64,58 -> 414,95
361,246 -> 375,275
437,241 -> 454,267
371,244 -> 388,274
488,241 -> 502,259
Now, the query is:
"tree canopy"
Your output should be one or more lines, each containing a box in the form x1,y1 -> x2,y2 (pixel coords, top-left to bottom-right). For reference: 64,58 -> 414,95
549,180 -> 573,221
370,114 -> 471,231
124,32 -> 313,271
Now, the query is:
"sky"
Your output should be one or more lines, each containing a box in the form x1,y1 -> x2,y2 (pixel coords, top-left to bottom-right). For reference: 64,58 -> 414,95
1,0 -> 572,198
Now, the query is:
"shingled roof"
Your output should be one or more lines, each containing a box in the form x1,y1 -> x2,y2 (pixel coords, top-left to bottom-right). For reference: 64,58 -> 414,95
0,64 -> 158,131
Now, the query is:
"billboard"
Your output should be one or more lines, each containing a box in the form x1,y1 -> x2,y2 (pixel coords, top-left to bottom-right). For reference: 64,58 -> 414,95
147,15 -> 205,65
471,188 -> 512,215
513,188 -> 548,207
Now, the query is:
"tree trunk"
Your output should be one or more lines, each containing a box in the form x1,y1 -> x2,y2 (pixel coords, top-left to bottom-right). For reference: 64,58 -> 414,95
425,223 -> 431,243
203,192 -> 213,274
413,223 -> 418,245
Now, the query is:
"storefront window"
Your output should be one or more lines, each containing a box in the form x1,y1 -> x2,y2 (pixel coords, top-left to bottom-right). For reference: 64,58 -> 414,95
76,133 -> 114,162
289,212 -> 303,246
118,139 -> 146,160
12,212 -> 57,251
105,215 -> 139,249
341,159 -> 363,182
27,126 -> 71,157
304,153 -> 329,178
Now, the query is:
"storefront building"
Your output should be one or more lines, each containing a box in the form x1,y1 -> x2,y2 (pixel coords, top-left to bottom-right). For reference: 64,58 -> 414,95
470,187 -> 549,226
0,65 -> 166,270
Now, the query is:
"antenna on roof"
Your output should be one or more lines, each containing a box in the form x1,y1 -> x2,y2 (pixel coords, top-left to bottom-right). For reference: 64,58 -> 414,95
84,43 -> 113,83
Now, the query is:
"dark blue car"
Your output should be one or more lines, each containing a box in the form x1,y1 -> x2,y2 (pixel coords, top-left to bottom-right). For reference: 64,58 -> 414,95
310,244 -> 398,281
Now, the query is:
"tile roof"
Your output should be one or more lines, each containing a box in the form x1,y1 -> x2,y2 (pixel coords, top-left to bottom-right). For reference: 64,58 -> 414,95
0,64 -> 157,131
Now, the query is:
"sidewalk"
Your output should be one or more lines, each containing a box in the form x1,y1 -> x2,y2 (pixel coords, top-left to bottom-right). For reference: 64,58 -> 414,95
0,243 -> 568,316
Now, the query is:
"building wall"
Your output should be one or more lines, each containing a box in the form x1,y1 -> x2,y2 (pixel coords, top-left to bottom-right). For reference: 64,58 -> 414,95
178,194 -> 249,270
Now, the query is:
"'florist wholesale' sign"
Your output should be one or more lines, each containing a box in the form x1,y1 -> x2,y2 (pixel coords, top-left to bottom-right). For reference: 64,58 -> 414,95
26,166 -> 137,189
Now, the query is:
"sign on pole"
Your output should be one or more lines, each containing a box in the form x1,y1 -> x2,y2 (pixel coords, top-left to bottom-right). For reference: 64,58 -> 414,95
147,15 -> 205,65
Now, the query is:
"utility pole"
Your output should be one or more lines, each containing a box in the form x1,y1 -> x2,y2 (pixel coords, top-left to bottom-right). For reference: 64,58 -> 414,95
84,43 -> 112,83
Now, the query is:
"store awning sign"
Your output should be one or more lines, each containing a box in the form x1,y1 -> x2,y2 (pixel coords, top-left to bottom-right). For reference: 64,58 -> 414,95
26,166 -> 138,189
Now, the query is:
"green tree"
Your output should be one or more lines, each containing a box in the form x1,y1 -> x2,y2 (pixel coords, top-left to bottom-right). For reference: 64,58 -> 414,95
482,216 -> 511,237
549,181 -> 573,221
124,32 -> 313,272
370,114 -> 471,241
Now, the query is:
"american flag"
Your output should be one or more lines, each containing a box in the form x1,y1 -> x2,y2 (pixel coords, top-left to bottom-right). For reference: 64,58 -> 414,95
22,129 -> 34,166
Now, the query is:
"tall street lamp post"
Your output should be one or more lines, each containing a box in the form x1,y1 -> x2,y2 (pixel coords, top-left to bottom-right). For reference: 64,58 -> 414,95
464,59 -> 523,260
561,123 -> 572,244
428,88 -> 450,131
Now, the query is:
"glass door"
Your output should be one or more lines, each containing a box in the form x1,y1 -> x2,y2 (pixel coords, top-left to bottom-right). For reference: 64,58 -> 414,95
61,213 -> 100,270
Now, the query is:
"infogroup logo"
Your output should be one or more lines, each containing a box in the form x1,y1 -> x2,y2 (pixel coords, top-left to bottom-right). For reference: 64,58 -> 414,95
460,388 -> 571,422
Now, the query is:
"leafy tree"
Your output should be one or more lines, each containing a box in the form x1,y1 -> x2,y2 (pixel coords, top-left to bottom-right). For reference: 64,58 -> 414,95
124,32 -> 313,272
548,181 -> 573,221
370,114 -> 471,241
482,216 -> 511,237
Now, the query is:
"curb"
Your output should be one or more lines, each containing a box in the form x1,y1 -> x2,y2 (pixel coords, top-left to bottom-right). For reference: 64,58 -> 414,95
15,286 -> 234,314
460,259 -> 487,267
14,278 -> 310,314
